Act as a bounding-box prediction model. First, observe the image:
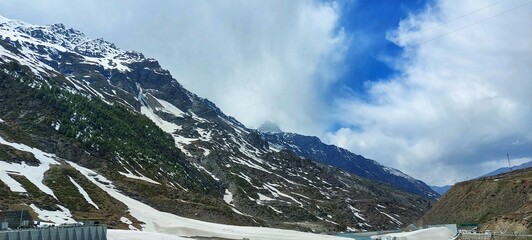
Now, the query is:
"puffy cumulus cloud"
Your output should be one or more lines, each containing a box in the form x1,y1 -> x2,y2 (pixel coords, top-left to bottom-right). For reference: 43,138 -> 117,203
326,0 -> 532,185
0,0 -> 346,136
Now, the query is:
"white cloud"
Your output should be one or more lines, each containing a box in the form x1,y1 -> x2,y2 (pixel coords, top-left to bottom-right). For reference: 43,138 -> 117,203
147,1 -> 346,136
327,0 -> 532,185
0,0 -> 346,136
148,1 -> 344,136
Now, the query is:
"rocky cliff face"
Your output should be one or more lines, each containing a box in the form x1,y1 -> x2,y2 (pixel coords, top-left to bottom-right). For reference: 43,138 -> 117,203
419,167 -> 532,234
0,16 -> 434,232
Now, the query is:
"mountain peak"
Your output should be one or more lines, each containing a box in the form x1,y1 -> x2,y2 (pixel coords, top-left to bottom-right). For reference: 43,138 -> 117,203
258,121 -> 282,133
0,17 -> 145,75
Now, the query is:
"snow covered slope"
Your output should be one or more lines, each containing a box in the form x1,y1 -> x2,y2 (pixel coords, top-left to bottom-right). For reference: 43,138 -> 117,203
0,15 -> 434,233
0,134 -> 343,239
374,227 -> 454,240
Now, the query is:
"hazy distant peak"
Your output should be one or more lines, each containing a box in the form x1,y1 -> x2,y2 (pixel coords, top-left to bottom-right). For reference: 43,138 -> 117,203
258,121 -> 282,133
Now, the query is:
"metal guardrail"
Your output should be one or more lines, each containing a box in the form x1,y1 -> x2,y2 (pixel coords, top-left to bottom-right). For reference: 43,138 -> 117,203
460,233 -> 492,240
460,232 -> 532,239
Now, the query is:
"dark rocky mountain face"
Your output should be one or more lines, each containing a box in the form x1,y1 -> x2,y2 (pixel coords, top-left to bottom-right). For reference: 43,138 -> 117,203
261,132 -> 439,199
0,16 -> 434,232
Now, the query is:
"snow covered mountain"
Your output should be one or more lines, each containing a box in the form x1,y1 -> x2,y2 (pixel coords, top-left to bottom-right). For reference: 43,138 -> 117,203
0,15 -> 434,235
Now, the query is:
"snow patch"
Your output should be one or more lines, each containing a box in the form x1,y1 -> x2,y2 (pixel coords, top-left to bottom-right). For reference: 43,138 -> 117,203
257,193 -> 274,201
373,227 -> 453,240
172,135 -> 199,157
52,121 -> 60,131
269,206 -> 283,214
223,189 -> 233,206
348,205 -> 366,221
108,230 -> 187,240
192,163 -> 219,181
120,216 -> 138,230
30,204 -> 76,224
346,226 -> 358,232
196,128 -> 212,141
0,171 -> 26,192
382,166 -> 416,182
68,176 -> 99,209
141,106 -> 180,134
263,183 -> 303,207
376,208 -> 402,225
120,217 -> 133,225
81,54 -> 131,72
199,146 -> 211,156
154,97 -> 185,117
119,171 -> 160,185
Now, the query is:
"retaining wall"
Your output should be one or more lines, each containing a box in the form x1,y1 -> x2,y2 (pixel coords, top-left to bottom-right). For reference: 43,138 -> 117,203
0,225 -> 106,240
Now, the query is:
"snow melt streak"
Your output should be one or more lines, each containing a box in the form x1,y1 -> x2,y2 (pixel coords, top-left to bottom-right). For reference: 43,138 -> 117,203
68,176 -> 99,209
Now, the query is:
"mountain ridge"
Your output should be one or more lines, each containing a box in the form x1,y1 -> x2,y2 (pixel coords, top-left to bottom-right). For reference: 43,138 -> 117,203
429,185 -> 452,196
0,15 -> 434,233
429,161 -> 532,195
482,161 -> 532,178
419,167 -> 531,234
261,131 -> 438,198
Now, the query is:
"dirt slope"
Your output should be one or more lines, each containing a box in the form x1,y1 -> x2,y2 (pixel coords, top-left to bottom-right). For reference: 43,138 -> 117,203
419,167 -> 531,234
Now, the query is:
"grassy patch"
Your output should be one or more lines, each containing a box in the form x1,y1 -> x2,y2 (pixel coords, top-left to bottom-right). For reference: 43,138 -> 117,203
43,164 -> 140,229
8,174 -> 59,210
0,144 -> 40,166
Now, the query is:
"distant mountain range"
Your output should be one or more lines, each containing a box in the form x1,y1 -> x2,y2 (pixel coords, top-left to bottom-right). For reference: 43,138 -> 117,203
429,185 -> 452,196
482,161 -> 532,178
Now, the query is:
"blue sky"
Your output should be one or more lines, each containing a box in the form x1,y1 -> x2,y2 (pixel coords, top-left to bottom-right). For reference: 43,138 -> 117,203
336,0 -> 430,91
0,0 -> 531,185
327,0 -> 433,132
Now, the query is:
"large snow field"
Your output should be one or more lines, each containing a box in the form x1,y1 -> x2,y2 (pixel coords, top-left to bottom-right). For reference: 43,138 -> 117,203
108,230 -> 188,240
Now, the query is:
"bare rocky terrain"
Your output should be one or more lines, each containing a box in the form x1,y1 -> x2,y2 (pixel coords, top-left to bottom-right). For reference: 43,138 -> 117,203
419,167 -> 532,234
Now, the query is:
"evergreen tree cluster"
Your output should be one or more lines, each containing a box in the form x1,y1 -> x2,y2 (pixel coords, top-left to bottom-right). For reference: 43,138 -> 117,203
0,62 -> 211,191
